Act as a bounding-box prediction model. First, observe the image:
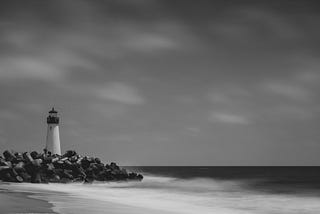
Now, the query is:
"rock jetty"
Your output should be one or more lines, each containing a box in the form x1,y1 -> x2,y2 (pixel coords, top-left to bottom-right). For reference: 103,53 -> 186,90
0,150 -> 143,183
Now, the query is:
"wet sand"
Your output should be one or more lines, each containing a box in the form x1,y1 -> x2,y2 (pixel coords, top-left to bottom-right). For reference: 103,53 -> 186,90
0,182 -> 174,214
0,187 -> 56,214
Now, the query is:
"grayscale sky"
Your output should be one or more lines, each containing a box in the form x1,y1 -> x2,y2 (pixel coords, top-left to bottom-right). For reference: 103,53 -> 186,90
0,0 -> 319,165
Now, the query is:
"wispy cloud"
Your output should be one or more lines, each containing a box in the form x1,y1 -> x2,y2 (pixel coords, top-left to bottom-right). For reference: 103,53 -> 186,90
262,81 -> 312,101
295,71 -> 320,84
127,33 -> 177,51
0,57 -> 63,81
0,5 -> 188,84
0,47 -> 99,83
208,86 -> 251,104
96,82 -> 145,105
211,7 -> 304,44
209,112 -> 251,125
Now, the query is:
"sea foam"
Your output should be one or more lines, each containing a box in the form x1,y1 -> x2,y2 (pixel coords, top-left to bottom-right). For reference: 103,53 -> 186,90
5,175 -> 320,214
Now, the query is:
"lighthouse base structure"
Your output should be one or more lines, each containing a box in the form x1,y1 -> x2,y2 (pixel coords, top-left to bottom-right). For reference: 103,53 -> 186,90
46,124 -> 61,155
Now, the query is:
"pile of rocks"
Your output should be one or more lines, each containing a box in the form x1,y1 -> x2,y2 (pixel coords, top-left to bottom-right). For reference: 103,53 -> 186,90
0,150 -> 143,183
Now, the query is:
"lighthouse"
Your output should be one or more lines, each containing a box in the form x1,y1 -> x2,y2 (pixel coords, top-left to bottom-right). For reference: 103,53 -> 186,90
45,107 -> 61,155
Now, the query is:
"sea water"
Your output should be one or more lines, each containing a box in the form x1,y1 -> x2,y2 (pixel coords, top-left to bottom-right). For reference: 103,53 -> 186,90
5,167 -> 320,214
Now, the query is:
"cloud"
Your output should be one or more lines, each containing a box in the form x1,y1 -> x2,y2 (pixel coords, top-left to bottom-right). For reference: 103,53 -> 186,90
0,11 -> 187,84
208,87 -> 251,104
96,82 -> 145,105
0,57 -> 63,81
295,71 -> 320,84
271,105 -> 313,120
123,32 -> 178,52
209,112 -> 251,125
262,81 -> 311,101
0,47 -> 99,83
211,7 -> 304,43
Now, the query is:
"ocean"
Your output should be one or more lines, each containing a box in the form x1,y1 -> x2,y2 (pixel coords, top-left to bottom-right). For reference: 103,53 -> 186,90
3,167 -> 320,214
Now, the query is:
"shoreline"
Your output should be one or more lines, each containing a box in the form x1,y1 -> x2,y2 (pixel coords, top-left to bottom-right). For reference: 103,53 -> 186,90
0,183 -> 57,214
0,181 -> 177,214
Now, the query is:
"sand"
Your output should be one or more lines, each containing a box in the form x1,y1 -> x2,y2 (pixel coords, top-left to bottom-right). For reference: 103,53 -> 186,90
0,188 -> 56,214
0,182 -> 177,214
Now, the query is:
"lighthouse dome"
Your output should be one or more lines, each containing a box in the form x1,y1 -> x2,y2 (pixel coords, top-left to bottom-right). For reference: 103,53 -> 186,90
49,107 -> 57,114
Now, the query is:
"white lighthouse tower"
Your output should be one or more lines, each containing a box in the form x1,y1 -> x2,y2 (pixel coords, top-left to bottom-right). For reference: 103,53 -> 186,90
45,107 -> 61,155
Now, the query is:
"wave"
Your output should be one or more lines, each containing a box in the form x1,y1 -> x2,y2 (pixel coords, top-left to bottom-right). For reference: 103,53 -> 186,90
4,175 -> 320,214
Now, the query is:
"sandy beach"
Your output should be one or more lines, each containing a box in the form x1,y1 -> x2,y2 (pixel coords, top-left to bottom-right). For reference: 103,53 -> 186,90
0,182 -> 175,214
0,187 -> 56,214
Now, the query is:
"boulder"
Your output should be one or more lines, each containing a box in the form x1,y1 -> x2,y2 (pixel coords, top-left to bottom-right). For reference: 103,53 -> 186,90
0,149 -> 143,183
3,150 -> 15,162
30,151 -> 39,159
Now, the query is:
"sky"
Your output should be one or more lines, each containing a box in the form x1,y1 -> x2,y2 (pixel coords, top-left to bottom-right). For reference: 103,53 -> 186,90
0,0 -> 320,165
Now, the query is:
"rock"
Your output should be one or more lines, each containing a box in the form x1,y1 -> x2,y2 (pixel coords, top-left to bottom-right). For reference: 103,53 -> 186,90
51,157 -> 60,163
61,159 -> 72,169
63,150 -> 77,158
23,152 -> 34,162
3,161 -> 12,168
3,172 -> 14,182
15,175 -> 24,182
19,172 -> 31,182
30,151 -> 39,159
13,152 -> 24,164
137,174 -> 143,180
81,158 -> 91,169
43,156 -> 53,164
49,174 -> 61,183
0,165 -> 11,171
70,156 -> 78,163
94,158 -> 101,164
31,172 -> 41,183
14,162 -> 25,172
62,169 -> 74,180
3,150 -> 15,161
0,149 -> 143,183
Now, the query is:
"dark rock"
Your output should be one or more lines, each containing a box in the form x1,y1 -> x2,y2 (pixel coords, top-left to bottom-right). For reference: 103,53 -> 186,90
30,151 -> 39,159
70,156 -> 78,163
15,175 -> 24,182
94,158 -> 101,164
19,172 -> 31,182
0,149 -> 143,183
13,152 -> 24,164
110,162 -> 120,170
3,172 -> 14,182
63,150 -> 77,158
62,169 -> 74,180
23,152 -> 34,162
43,157 -> 53,164
137,174 -> 143,180
14,162 -> 25,172
81,158 -> 90,169
31,172 -> 41,183
49,175 -> 61,183
3,150 -> 15,162
2,161 -> 12,168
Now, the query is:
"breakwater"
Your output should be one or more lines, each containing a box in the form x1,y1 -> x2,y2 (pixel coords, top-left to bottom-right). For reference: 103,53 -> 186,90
0,150 -> 143,183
